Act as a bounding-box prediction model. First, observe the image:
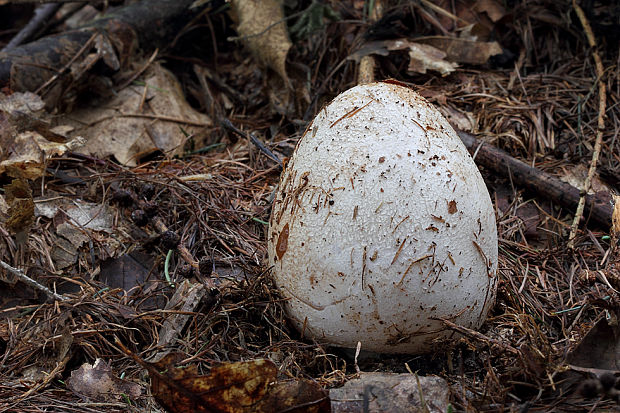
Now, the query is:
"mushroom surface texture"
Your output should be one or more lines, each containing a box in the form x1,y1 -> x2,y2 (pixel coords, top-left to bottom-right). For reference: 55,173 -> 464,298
267,81 -> 498,354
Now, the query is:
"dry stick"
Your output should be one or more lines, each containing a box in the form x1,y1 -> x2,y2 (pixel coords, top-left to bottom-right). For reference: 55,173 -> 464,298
353,6 -> 611,230
457,130 -> 613,229
220,118 -> 283,167
0,260 -> 67,301
194,66 -> 282,167
34,32 -> 98,95
438,318 -> 519,355
115,48 -> 159,91
8,353 -> 72,405
4,0 -> 90,3
1,3 -> 61,52
568,0 -> 608,247
152,217 -> 199,270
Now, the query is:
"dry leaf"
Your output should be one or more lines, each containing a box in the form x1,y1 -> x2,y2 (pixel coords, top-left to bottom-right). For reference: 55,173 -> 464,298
35,199 -> 115,232
0,131 -> 84,179
416,36 -> 502,65
120,347 -> 330,413
99,252 -> 153,294
351,39 -> 458,76
151,280 -> 207,362
0,91 -> 45,114
388,40 -> 457,76
67,359 -> 143,402
65,63 -> 211,166
441,106 -> 476,131
0,92 -> 67,143
474,0 -> 507,22
3,179 -> 34,237
559,164 -> 609,195
0,92 -> 83,179
567,315 -> 620,375
230,0 -> 291,84
149,355 -> 275,413
51,223 -> 90,269
34,198 -> 116,269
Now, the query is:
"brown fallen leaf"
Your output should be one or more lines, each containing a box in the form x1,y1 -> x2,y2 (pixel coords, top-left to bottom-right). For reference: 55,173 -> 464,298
67,358 -> 143,402
386,39 -> 457,76
0,92 -> 84,179
117,342 -> 330,413
3,179 -> 34,238
349,39 -> 457,76
66,63 -> 211,166
149,354 -> 275,413
0,95 -> 67,143
255,379 -> 330,413
416,36 -> 503,65
474,0 -> 507,22
0,130 -> 85,179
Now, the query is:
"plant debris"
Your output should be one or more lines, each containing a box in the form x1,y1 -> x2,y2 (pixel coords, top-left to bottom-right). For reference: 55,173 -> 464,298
0,0 -> 618,411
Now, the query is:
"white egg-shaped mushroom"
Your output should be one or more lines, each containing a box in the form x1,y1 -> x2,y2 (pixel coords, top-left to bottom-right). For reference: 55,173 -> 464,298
267,81 -> 497,354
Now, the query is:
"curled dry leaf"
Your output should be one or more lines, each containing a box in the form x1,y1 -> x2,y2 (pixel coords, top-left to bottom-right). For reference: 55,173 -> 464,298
67,358 -> 143,402
0,131 -> 85,179
350,36 -> 499,76
127,351 -> 330,413
473,0 -> 507,22
149,355 -> 274,412
0,92 -> 83,179
3,179 -> 34,237
416,36 -> 503,65
386,39 -> 457,76
230,0 -> 291,84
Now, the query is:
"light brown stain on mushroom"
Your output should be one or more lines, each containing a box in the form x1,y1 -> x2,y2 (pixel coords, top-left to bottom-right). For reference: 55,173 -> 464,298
276,223 -> 289,260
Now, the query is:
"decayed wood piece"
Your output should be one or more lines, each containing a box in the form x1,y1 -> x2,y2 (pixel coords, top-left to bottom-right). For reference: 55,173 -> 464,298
0,0 -> 201,107
457,130 -> 613,229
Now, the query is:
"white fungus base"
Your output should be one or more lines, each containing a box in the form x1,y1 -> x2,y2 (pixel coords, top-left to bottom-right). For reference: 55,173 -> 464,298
268,81 -> 498,354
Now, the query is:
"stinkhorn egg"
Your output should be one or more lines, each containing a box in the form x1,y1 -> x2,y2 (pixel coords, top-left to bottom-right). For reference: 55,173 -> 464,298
268,81 -> 498,354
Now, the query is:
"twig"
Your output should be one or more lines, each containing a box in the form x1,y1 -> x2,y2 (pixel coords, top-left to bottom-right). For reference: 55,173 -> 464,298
8,353 -> 71,405
34,31 -> 98,95
457,130 -> 612,229
0,260 -> 67,301
220,118 -> 283,167
115,48 -> 159,91
5,0 -> 89,4
3,0 -> 89,3
568,0 -> 607,247
437,317 -> 519,355
152,217 -> 199,270
87,112 -> 211,128
1,3 -> 61,52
